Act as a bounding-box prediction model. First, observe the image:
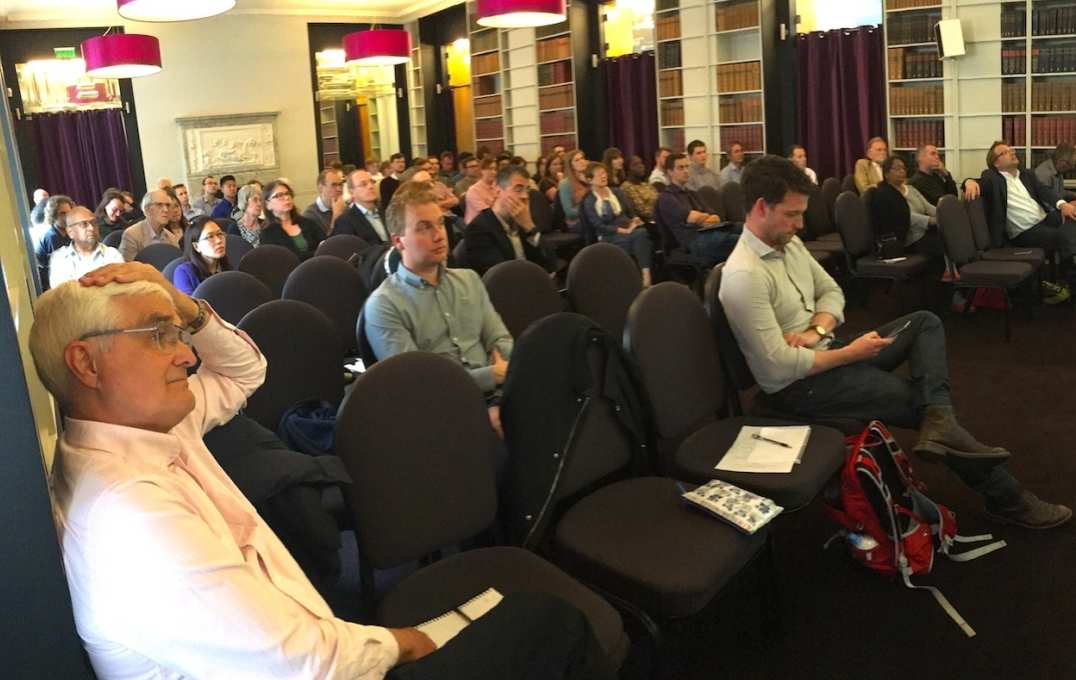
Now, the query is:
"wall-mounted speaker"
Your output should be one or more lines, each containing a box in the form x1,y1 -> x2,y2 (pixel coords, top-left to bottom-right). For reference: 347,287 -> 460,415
935,19 -> 965,59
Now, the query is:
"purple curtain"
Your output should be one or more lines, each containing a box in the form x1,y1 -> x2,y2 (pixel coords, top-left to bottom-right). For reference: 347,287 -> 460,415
602,52 -> 658,165
28,108 -> 133,208
796,26 -> 887,182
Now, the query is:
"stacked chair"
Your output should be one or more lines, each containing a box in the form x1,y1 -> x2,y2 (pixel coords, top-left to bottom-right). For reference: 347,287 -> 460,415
482,259 -> 564,339
566,243 -> 642,340
191,271 -> 273,326
282,256 -> 368,356
134,243 -> 182,271
237,244 -> 300,298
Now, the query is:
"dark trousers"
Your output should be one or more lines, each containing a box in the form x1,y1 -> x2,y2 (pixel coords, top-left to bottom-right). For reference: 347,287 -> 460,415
602,227 -> 653,268
688,223 -> 744,266
386,592 -> 616,680
767,311 -> 1022,506
1011,212 -> 1076,275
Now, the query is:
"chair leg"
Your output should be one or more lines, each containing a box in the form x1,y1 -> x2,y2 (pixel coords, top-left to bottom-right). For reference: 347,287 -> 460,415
757,534 -> 782,648
1003,288 -> 1011,342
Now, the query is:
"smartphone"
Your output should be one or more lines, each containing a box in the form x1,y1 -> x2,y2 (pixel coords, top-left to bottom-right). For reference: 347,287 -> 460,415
883,320 -> 912,339
1012,250 -> 1033,255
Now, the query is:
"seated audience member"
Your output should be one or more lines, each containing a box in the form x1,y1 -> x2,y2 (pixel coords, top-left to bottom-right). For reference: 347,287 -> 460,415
366,157 -> 384,182
120,191 -> 141,225
648,147 -> 672,186
686,140 -> 721,192
439,150 -> 461,186
581,162 -> 653,286
870,155 -> 942,257
259,180 -> 325,259
408,171 -> 465,247
35,194 -> 75,289
908,145 -> 959,206
719,142 -> 747,187
787,144 -> 818,184
157,178 -> 172,190
94,190 -> 126,238
540,154 -> 565,203
621,154 -> 659,221
162,186 -> 188,236
173,183 -> 202,222
211,175 -> 239,219
119,190 -> 182,261
173,217 -> 231,295
29,188 -> 50,244
464,165 -> 556,277
558,150 -> 590,231
398,157 -> 430,185
496,152 -> 513,170
380,153 -> 407,208
302,168 -> 346,237
229,184 -> 264,246
454,154 -> 482,198
719,155 -> 1070,529
335,169 -> 389,244
655,152 -> 741,266
535,156 -> 549,186
30,262 -> 612,680
854,137 -> 889,194
1035,143 -> 1076,203
192,175 -> 221,216
465,157 -> 500,224
602,147 -> 626,188
47,206 -> 124,289
976,141 -> 1076,283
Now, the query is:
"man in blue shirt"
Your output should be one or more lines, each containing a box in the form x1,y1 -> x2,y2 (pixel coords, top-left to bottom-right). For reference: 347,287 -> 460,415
34,194 -> 74,291
211,175 -> 239,219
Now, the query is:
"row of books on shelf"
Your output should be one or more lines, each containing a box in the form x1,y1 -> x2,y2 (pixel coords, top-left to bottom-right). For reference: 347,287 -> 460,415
474,95 -> 502,118
540,109 -> 576,134
893,119 -> 944,149
720,125 -> 763,152
470,30 -> 498,55
661,100 -> 684,126
536,36 -> 571,63
475,119 -> 504,140
538,61 -> 573,87
1001,9 -> 1027,39
885,0 -> 938,9
541,134 -> 576,155
1028,115 -> 1076,146
1032,81 -> 1076,111
539,84 -> 574,110
656,13 -> 680,41
886,12 -> 940,46
658,42 -> 682,70
717,62 -> 762,92
889,84 -> 943,115
719,96 -> 763,124
888,49 -> 942,80
472,53 -> 500,77
1003,81 -> 1027,113
1003,47 -> 1076,75
1030,7 -> 1076,37
715,2 -> 759,32
659,70 -> 683,97
1004,115 -> 1026,145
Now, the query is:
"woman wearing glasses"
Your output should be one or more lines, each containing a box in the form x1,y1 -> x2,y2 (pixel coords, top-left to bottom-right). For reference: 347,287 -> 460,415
173,216 -> 231,295
258,179 -> 325,259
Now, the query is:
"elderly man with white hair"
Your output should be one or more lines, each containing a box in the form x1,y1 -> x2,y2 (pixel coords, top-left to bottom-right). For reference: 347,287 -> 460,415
29,263 -> 614,680
118,189 -> 181,261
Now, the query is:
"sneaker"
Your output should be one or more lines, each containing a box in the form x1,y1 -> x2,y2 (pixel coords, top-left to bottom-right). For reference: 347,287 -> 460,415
1043,283 -> 1071,305
984,490 -> 1072,530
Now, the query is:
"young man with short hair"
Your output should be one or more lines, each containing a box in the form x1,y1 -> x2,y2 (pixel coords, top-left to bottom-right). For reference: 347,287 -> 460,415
302,168 -> 346,236
210,175 -> 239,219
655,152 -> 741,266
192,175 -> 221,216
685,140 -> 721,192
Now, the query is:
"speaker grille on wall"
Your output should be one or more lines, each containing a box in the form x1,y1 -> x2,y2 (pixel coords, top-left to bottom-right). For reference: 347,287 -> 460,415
935,19 -> 965,59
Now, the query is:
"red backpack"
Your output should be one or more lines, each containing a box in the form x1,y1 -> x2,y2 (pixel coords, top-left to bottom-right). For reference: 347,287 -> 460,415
824,421 -> 1006,637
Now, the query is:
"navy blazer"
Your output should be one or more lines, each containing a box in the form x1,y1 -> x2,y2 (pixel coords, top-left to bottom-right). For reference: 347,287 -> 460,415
463,208 -> 557,277
975,167 -> 1062,248
333,204 -> 388,244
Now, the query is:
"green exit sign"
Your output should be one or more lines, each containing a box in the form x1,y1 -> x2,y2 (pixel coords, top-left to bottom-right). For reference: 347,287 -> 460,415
54,47 -> 77,59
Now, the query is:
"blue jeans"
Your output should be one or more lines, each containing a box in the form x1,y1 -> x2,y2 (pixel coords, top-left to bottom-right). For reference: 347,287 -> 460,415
688,223 -> 743,266
767,311 -> 1022,506
601,228 -> 653,268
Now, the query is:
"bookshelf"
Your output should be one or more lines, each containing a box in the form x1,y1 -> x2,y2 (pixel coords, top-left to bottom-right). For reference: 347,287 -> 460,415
655,0 -> 766,169
319,100 -> 339,167
503,27 -> 541,161
535,14 -> 579,155
467,1 -> 507,154
405,23 -> 427,160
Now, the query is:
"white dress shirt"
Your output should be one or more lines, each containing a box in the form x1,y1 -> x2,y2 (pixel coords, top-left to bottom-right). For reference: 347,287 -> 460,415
1002,171 -> 1048,239
51,311 -> 399,680
359,204 -> 389,242
804,167 -> 818,185
48,243 -> 124,288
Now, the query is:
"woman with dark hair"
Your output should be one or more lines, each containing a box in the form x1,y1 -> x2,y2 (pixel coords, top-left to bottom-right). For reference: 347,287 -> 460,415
581,162 -> 653,286
601,147 -> 626,188
540,154 -> 565,203
94,189 -> 126,238
258,179 -> 325,259
161,186 -> 188,238
620,154 -> 658,221
557,150 -> 589,231
173,216 -> 231,295
869,155 -> 941,257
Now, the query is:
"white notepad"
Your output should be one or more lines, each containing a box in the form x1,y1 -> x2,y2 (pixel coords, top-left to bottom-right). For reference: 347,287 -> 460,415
415,588 -> 504,648
714,425 -> 811,474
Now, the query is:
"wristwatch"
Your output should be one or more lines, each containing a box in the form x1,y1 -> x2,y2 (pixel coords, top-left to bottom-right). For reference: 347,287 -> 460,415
812,324 -> 830,340
186,299 -> 211,334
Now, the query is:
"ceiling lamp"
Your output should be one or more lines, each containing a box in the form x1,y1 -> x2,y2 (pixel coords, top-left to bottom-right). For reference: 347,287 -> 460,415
344,29 -> 412,66
81,34 -> 162,79
476,0 -> 566,28
116,0 -> 236,22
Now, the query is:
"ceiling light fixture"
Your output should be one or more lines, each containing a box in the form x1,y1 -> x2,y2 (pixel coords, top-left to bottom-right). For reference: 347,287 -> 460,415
116,0 -> 236,22
476,0 -> 566,28
344,29 -> 412,66
81,34 -> 162,79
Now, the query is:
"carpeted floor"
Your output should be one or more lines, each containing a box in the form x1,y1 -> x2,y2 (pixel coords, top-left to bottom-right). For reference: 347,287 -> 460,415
662,290 -> 1076,680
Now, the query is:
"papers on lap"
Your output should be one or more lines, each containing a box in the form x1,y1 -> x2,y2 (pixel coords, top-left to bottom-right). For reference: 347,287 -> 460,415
415,588 -> 504,648
680,479 -> 783,534
715,425 -> 811,474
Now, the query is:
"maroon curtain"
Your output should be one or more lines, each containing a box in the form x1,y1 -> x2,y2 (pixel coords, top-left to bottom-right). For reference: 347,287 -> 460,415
796,26 -> 887,182
28,108 -> 133,207
602,52 -> 658,164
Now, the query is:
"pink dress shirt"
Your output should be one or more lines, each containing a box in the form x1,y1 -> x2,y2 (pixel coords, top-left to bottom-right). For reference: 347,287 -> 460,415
50,311 -> 399,680
464,180 -> 499,224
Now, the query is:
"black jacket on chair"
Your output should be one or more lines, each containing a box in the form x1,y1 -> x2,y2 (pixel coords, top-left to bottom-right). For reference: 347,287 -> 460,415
974,167 -> 1063,248
463,207 -> 557,276
333,204 -> 388,244
869,182 -> 912,245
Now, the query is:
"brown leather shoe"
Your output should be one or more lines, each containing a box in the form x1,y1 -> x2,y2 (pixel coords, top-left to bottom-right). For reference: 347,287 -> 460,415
984,491 -> 1072,530
914,405 -> 1011,460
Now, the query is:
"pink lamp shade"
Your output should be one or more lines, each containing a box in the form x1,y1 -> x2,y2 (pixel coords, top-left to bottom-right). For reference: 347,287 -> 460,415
117,0 -> 236,22
344,29 -> 412,66
81,34 -> 162,79
476,0 -> 566,28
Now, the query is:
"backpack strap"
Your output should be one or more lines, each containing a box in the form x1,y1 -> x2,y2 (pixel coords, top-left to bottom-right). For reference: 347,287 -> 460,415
945,534 -> 1007,563
898,565 -> 977,638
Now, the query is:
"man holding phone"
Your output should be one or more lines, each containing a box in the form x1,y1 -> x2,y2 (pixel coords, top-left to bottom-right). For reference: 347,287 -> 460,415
720,155 -> 1070,529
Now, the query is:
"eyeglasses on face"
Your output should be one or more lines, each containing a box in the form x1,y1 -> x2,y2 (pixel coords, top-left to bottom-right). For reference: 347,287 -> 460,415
270,191 -> 293,200
199,231 -> 227,242
149,202 -> 172,210
80,322 -> 192,352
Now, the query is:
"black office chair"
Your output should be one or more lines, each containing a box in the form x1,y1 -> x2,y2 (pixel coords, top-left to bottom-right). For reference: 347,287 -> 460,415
134,243 -> 182,271
316,234 -> 368,261
841,174 -> 857,194
334,351 -> 629,667
653,205 -> 709,295
482,259 -> 563,339
237,244 -> 300,298
282,256 -> 369,356
161,257 -> 184,284
191,270 -> 274,327
566,243 -> 642,341
103,229 -> 124,249
225,233 -> 253,263
819,177 -> 843,226
719,181 -> 747,223
695,185 -> 725,216
964,198 -> 1048,271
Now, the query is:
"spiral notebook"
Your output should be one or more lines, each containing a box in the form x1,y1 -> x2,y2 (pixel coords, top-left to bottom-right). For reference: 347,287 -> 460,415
415,588 -> 504,648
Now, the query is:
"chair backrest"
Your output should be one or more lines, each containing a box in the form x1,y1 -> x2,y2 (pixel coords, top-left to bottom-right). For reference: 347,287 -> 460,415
695,185 -> 725,216
482,259 -> 563,339
282,255 -> 369,355
803,185 -> 835,240
237,244 -> 300,298
134,242 -> 182,271
964,197 -> 992,252
624,282 -> 726,442
103,229 -> 124,249
841,174 -> 857,194
191,270 -> 274,326
161,256 -> 184,284
335,352 -> 499,568
704,264 -> 756,393
820,177 -> 842,223
451,238 -> 469,270
936,195 -> 979,267
354,307 -> 378,368
316,234 -> 368,260
225,233 -> 253,263
577,195 -> 599,245
529,188 -> 556,232
566,242 -> 642,340
719,181 -> 747,223
237,299 -> 344,431
834,190 -> 874,259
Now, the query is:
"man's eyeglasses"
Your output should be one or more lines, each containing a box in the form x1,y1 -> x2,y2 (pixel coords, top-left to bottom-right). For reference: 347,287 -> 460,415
67,219 -> 95,230
148,202 -> 172,210
80,322 -> 192,351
